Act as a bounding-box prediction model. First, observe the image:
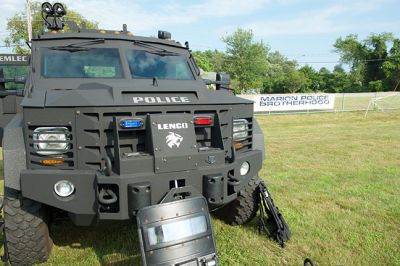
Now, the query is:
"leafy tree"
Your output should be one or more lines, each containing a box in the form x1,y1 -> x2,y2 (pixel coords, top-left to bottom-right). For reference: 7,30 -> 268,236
367,80 -> 384,92
299,65 -> 321,92
192,51 -> 213,72
222,29 -> 269,93
334,33 -> 398,91
334,34 -> 366,72
364,33 -> 393,83
383,38 -> 400,89
281,69 -> 306,93
5,1 -> 98,54
263,51 -> 307,93
202,50 -> 226,73
192,50 -> 226,73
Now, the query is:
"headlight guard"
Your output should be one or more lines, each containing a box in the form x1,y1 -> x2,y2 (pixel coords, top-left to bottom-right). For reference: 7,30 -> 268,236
33,127 -> 70,155
233,119 -> 249,141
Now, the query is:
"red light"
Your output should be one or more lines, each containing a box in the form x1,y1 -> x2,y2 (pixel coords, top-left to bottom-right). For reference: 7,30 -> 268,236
194,116 -> 212,125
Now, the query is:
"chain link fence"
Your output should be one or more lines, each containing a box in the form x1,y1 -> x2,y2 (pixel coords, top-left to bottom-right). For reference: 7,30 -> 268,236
240,92 -> 400,115
334,92 -> 400,112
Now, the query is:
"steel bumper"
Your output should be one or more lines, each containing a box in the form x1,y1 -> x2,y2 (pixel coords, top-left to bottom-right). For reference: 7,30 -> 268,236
20,150 -> 262,226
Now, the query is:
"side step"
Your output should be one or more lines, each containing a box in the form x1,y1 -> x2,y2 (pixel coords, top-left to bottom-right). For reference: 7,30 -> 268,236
258,181 -> 291,247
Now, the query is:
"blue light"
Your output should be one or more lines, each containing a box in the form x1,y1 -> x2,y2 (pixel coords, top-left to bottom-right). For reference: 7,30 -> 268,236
120,119 -> 143,129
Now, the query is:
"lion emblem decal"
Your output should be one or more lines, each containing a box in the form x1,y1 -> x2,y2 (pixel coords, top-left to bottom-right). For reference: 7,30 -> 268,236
165,132 -> 183,148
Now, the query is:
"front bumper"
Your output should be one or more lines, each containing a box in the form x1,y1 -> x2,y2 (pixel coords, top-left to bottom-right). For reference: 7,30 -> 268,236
20,150 -> 262,226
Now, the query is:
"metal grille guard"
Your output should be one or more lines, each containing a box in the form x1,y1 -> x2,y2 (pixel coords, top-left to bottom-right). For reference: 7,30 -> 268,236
258,180 -> 291,247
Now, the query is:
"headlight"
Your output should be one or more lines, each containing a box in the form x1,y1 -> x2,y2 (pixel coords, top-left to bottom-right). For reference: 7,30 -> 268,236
147,215 -> 207,246
33,127 -> 70,155
233,119 -> 249,141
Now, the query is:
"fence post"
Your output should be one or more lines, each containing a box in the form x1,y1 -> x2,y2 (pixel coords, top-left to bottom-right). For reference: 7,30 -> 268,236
341,93 -> 345,111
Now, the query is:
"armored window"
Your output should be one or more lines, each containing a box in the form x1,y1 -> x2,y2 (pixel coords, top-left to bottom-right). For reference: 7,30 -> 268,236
126,50 -> 194,80
41,48 -> 123,78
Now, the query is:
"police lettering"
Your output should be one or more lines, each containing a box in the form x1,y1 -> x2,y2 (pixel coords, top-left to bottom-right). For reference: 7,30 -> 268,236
132,96 -> 190,104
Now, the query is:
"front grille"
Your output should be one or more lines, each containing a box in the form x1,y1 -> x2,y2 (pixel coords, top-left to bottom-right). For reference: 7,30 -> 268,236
76,107 -> 233,171
27,125 -> 75,169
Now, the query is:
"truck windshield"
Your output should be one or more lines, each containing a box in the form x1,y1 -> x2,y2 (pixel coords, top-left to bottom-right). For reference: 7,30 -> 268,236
126,50 -> 194,80
41,48 -> 123,78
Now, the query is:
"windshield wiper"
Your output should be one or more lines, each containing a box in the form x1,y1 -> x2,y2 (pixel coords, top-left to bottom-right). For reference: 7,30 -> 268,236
132,41 -> 180,56
49,38 -> 105,51
49,46 -> 92,52
146,50 -> 180,56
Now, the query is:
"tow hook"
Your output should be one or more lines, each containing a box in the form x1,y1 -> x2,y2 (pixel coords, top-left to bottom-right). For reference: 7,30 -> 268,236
98,188 -> 118,205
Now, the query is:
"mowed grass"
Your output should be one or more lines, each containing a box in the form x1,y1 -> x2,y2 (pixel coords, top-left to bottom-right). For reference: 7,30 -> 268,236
1,110 -> 400,265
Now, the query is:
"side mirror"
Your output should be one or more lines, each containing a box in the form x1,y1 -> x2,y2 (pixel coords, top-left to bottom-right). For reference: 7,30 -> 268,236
216,73 -> 232,91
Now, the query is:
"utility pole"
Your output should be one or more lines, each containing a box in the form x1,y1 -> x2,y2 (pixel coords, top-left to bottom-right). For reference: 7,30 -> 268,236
26,0 -> 32,42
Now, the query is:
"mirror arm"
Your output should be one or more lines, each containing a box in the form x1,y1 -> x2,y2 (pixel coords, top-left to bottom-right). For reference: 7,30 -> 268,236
203,79 -> 230,86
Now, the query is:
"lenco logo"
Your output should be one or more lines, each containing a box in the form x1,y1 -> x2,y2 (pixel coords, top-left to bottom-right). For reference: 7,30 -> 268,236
133,96 -> 190,104
166,132 -> 183,148
158,122 -> 189,130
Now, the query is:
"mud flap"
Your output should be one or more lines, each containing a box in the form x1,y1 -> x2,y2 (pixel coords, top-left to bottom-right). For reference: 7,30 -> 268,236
258,181 -> 291,247
137,196 -> 218,266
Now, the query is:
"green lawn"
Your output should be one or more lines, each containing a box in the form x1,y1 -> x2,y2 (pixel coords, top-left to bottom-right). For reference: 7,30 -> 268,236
1,110 -> 400,265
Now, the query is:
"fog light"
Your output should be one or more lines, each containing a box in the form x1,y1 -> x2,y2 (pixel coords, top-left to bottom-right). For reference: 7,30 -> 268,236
205,258 -> 217,266
240,161 -> 250,176
54,180 -> 75,197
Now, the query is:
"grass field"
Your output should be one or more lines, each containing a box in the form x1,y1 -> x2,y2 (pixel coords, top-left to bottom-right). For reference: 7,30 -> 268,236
1,110 -> 399,265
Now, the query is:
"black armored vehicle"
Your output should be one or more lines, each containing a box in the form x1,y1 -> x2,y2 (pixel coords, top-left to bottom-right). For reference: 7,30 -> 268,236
0,3 -> 269,265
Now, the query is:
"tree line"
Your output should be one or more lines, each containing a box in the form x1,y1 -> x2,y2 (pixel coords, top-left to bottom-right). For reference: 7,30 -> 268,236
4,2 -> 400,94
193,30 -> 400,94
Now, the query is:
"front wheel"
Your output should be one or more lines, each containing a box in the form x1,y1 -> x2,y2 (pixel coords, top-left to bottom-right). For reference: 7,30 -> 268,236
214,175 -> 260,225
4,187 -> 53,265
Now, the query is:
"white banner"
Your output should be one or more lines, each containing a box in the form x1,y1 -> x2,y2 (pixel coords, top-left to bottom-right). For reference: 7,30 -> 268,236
244,94 -> 335,112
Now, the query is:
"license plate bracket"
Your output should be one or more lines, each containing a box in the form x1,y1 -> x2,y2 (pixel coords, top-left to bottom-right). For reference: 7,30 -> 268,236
149,114 -> 198,173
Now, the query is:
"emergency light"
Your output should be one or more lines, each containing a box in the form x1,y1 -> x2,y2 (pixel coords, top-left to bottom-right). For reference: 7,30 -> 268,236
120,119 -> 143,129
194,116 -> 212,125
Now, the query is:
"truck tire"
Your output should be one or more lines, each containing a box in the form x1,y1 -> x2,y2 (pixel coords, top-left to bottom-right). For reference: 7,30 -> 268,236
3,187 -> 53,265
215,175 -> 260,225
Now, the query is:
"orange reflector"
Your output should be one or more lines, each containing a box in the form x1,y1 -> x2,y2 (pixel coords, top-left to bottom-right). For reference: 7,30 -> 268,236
234,142 -> 243,150
41,159 -> 64,165
49,155 -> 64,159
194,116 -> 212,125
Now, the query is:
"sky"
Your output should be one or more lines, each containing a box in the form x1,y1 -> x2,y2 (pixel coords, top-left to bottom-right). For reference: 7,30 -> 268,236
1,0 -> 399,70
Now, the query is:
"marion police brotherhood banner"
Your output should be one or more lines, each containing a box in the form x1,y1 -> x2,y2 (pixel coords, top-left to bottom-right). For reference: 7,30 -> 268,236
241,94 -> 335,112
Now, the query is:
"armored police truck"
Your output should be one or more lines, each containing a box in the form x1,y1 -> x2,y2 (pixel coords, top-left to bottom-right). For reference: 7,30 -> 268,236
0,3 -> 270,265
